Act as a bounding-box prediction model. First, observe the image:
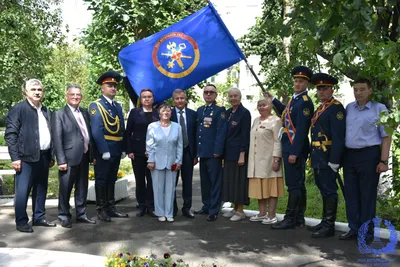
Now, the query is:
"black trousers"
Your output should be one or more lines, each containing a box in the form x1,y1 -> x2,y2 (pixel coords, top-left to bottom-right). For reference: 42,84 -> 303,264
94,156 -> 120,186
132,156 -> 154,210
174,146 -> 194,211
58,153 -> 89,220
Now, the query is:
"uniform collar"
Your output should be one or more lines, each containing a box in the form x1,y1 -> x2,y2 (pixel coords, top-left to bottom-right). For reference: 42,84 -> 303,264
293,90 -> 307,99
103,95 -> 114,105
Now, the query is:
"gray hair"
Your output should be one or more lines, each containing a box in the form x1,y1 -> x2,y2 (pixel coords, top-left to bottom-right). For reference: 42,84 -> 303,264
66,84 -> 82,93
228,87 -> 242,98
172,88 -> 187,99
258,97 -> 272,107
23,79 -> 43,93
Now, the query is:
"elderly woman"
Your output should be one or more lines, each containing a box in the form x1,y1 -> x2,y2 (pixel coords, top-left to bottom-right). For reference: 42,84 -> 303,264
146,103 -> 183,222
222,88 -> 251,221
248,98 -> 284,224
126,89 -> 159,217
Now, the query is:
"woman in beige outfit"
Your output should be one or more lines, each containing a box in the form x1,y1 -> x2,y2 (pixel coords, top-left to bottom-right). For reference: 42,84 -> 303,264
248,98 -> 284,224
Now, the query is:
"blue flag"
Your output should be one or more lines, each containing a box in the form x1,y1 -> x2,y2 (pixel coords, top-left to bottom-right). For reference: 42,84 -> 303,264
118,3 -> 245,103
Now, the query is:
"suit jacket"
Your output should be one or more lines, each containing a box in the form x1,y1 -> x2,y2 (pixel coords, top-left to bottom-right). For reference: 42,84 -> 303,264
126,107 -> 159,156
273,91 -> 314,157
196,102 -> 227,158
171,107 -> 197,159
5,100 -> 53,162
224,104 -> 251,161
247,116 -> 283,178
88,96 -> 125,157
146,121 -> 183,170
52,105 -> 94,166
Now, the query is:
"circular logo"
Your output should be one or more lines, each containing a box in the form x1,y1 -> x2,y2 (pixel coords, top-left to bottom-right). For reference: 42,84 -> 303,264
336,111 -> 344,120
303,108 -> 310,116
152,32 -> 200,79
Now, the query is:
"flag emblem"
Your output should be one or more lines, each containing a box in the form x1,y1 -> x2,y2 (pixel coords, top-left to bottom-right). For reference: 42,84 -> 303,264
152,32 -> 200,78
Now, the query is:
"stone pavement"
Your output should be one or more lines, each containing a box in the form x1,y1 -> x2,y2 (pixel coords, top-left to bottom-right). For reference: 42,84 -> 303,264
0,167 -> 399,267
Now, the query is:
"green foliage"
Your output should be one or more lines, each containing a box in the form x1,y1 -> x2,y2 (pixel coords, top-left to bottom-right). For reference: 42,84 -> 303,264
0,0 -> 64,115
241,0 -> 400,209
0,134 -> 5,146
81,0 -> 206,107
41,43 -> 91,111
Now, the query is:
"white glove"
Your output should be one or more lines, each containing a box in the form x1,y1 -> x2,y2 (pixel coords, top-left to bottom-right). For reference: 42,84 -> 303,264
121,152 -> 126,159
328,162 -> 340,173
102,152 -> 111,160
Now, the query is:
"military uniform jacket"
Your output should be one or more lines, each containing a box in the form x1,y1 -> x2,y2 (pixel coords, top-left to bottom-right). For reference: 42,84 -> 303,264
310,98 -> 346,169
196,102 -> 227,158
89,96 -> 125,157
273,91 -> 314,157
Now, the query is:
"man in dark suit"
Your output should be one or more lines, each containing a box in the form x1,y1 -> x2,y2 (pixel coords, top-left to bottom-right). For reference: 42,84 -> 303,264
195,84 -> 227,222
5,79 -> 56,233
52,84 -> 97,228
89,70 -> 129,222
270,66 -> 315,230
171,89 -> 197,219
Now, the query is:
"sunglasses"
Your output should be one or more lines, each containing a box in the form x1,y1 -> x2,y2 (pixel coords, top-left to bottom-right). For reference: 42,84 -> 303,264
203,91 -> 216,95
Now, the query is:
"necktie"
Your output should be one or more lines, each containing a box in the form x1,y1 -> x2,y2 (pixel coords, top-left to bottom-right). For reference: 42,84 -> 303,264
75,109 -> 89,153
179,110 -> 189,148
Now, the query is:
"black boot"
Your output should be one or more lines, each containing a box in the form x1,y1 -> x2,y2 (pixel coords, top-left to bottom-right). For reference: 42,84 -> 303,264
95,185 -> 111,222
106,184 -> 129,218
296,188 -> 307,227
271,193 -> 300,229
307,197 -> 326,232
312,195 -> 337,238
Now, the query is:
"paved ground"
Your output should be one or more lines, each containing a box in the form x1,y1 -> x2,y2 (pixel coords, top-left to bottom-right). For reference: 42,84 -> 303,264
0,167 -> 399,267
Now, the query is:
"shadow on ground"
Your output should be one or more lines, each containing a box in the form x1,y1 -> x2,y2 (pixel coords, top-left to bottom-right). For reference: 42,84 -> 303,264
0,168 -> 399,267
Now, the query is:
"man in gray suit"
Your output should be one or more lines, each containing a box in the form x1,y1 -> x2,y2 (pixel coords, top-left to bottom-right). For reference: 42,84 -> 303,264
52,84 -> 96,228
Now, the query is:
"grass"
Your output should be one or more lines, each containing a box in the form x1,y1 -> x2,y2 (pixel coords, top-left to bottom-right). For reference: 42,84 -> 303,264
0,158 -> 133,199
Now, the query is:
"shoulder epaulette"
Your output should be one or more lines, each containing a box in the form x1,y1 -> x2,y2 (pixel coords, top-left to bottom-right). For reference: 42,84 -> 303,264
333,99 -> 341,105
215,103 -> 222,107
95,99 -> 101,102
303,95 -> 308,101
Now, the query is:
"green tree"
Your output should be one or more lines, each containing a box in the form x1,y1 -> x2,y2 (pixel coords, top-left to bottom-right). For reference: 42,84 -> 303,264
42,43 -> 91,112
0,0 -> 64,114
81,0 -> 206,108
241,0 -> 400,205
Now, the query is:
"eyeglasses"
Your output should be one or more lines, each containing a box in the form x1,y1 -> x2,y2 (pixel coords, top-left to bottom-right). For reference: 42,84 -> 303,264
203,91 -> 216,95
67,93 -> 82,97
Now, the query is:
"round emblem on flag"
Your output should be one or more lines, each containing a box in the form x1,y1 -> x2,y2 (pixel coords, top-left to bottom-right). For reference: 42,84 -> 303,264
152,32 -> 200,78
336,111 -> 344,120
303,108 -> 310,116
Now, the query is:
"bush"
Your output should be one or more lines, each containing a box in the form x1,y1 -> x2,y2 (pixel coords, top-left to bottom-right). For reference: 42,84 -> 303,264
0,134 -> 6,146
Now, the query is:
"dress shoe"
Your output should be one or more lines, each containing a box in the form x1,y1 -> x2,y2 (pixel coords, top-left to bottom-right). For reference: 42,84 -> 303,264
33,219 -> 56,227
182,209 -> 195,219
76,217 -> 96,224
136,209 -> 146,217
16,224 -> 33,233
194,209 -> 208,215
307,222 -> 323,232
148,210 -> 157,217
206,214 -> 218,222
60,219 -> 72,228
108,207 -> 129,218
339,231 -> 358,240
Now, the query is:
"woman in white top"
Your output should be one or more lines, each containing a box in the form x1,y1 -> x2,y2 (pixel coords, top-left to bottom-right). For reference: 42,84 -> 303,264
146,104 -> 183,222
248,98 -> 284,225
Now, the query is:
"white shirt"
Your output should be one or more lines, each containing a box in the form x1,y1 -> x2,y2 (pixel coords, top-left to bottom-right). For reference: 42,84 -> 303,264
103,95 -> 114,106
27,99 -> 51,150
293,90 -> 308,99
